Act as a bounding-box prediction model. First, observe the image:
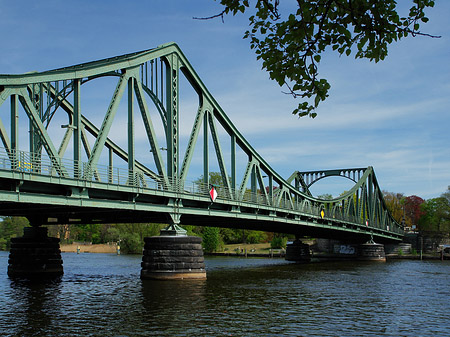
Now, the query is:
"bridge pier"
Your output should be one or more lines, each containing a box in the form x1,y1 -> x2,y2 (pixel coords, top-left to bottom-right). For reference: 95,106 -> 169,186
357,241 -> 386,262
7,226 -> 64,280
140,225 -> 206,280
285,239 -> 312,263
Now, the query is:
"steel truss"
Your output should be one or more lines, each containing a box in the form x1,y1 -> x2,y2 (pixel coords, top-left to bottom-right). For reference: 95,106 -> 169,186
0,43 -> 403,242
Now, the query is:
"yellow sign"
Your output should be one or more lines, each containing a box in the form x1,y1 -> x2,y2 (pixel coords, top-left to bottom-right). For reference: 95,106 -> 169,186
320,210 -> 324,219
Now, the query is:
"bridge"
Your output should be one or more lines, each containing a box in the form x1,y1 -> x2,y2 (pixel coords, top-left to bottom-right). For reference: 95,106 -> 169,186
0,42 -> 403,247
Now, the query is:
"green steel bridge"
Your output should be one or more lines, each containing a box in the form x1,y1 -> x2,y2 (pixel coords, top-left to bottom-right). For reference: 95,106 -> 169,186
0,43 -> 403,243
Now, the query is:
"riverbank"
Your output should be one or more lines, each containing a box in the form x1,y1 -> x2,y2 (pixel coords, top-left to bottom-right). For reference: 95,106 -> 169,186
60,243 -> 118,254
58,242 -> 448,260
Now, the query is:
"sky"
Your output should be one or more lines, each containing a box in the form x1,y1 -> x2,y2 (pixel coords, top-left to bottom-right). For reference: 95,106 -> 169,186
0,0 -> 449,200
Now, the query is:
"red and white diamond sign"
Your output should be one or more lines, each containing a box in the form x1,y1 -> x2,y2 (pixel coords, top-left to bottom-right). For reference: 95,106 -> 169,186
209,186 -> 218,202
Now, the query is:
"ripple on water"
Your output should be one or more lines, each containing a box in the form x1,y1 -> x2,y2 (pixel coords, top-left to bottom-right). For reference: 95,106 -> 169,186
0,252 -> 450,336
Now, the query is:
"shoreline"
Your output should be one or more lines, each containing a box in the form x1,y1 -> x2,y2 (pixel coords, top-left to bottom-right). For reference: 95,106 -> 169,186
56,243 -> 448,261
60,243 -> 118,254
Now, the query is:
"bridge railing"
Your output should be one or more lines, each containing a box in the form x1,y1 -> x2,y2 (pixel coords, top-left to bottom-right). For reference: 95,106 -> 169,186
0,147 -> 403,235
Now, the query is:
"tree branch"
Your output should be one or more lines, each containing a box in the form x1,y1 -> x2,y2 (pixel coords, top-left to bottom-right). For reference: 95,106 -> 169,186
193,10 -> 227,23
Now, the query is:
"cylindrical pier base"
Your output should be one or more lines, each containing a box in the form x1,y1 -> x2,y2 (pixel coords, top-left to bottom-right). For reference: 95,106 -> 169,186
285,240 -> 311,263
141,236 -> 206,280
8,227 -> 64,279
358,242 -> 386,261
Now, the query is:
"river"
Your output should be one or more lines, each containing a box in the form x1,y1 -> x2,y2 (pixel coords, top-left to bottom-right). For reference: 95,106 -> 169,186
0,251 -> 449,336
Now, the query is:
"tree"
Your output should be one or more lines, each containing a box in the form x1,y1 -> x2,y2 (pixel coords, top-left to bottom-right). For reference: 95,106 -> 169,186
202,226 -> 222,252
383,191 -> 405,224
404,195 -> 425,230
203,0 -> 438,117
317,193 -> 333,200
418,197 -> 450,234
0,217 -> 29,250
106,223 -> 167,254
418,186 -> 450,235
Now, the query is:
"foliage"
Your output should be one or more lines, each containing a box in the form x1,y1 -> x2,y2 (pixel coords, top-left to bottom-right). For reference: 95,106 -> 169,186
202,226 -> 222,252
418,195 -> 450,235
194,171 -> 228,187
71,224 -> 105,244
207,0 -> 437,117
383,191 -> 405,224
182,225 -> 202,237
317,193 -> 333,200
270,235 -> 287,249
0,217 -> 29,250
404,195 -> 425,229
106,223 -> 166,254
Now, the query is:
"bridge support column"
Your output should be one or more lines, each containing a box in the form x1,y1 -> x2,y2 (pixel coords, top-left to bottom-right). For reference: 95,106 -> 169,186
7,226 -> 64,280
140,224 -> 206,280
357,241 -> 386,262
285,239 -> 311,263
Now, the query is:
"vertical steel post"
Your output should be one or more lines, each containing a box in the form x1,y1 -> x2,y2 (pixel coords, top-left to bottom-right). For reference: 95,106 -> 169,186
231,133 -> 236,197
251,164 -> 257,202
165,55 -> 179,185
368,174 -> 373,226
10,95 -> 18,169
203,112 -> 209,187
108,147 -> 113,184
73,79 -> 81,179
269,175 -> 273,206
128,77 -> 135,185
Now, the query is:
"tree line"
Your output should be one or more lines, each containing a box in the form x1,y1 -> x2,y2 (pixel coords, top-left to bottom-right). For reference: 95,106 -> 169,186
383,186 -> 450,237
0,217 -> 284,254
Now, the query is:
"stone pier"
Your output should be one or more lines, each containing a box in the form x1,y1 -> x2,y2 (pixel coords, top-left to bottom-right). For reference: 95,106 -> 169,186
357,241 -> 386,261
285,239 -> 312,263
140,225 -> 206,280
8,226 -> 64,279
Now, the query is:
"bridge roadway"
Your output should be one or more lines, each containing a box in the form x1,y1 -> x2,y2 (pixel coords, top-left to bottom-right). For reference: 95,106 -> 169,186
0,148 -> 402,243
0,42 -> 403,244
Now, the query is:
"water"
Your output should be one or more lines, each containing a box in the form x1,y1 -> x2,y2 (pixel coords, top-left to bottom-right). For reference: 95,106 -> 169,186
0,251 -> 449,336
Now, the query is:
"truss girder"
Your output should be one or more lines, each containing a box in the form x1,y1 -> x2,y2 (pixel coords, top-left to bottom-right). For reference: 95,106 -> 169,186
19,89 -> 68,177
134,79 -> 168,185
0,43 -> 403,240
87,73 -> 128,170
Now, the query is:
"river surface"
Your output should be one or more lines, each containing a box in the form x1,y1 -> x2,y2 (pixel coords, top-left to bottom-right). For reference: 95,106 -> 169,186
0,251 -> 449,336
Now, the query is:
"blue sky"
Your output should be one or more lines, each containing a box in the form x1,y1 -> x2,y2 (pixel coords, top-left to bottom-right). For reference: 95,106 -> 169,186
0,0 -> 449,199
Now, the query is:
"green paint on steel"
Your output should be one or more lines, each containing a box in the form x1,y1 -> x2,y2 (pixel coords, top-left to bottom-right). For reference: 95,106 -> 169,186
0,43 -> 403,242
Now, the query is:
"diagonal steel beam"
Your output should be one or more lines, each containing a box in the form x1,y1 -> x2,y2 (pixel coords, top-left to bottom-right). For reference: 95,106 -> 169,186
87,74 -> 128,170
141,84 -> 167,129
255,164 -> 270,205
0,88 -> 13,153
180,103 -> 207,182
19,89 -> 68,177
0,116 -> 10,152
134,78 -> 168,186
239,158 -> 257,201
45,83 -> 159,181
208,111 -> 232,199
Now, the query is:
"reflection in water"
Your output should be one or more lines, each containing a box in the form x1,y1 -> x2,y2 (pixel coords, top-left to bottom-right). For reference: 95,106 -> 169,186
0,252 -> 449,336
6,278 -> 63,336
140,279 -> 207,335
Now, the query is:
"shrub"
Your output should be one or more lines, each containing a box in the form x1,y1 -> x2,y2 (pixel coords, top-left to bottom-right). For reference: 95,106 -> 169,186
271,236 -> 287,249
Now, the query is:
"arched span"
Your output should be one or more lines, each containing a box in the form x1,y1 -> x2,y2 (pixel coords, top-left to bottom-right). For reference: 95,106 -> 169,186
299,168 -> 367,189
